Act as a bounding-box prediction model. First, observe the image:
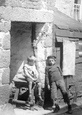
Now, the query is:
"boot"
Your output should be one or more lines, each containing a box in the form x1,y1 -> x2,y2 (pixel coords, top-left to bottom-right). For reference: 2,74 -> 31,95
28,94 -> 35,107
28,94 -> 33,104
53,104 -> 60,113
38,95 -> 43,101
29,94 -> 32,101
63,92 -> 70,103
67,104 -> 72,114
63,93 -> 72,114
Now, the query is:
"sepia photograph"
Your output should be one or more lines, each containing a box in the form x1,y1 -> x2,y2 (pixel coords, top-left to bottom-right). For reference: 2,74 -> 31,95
0,0 -> 82,115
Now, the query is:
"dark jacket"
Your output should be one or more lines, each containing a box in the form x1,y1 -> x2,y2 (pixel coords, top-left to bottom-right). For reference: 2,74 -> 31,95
45,64 -> 63,86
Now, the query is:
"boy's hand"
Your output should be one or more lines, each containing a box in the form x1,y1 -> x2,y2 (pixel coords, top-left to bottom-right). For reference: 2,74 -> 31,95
48,85 -> 50,90
33,74 -> 37,80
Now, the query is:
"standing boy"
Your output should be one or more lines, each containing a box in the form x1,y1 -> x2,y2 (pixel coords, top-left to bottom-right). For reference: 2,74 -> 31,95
45,55 -> 72,114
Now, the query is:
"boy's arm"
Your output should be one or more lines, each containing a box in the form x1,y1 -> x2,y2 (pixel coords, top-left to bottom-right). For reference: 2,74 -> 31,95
45,67 -> 50,87
57,65 -> 62,76
33,66 -> 38,79
23,65 -> 36,81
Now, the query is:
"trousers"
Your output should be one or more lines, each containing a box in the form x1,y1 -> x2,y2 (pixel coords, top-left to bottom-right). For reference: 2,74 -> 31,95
51,79 -> 70,104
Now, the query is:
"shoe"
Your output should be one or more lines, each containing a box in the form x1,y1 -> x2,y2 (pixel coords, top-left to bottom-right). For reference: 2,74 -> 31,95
53,104 -> 60,113
38,95 -> 43,101
67,104 -> 72,114
29,94 -> 32,101
52,105 -> 56,109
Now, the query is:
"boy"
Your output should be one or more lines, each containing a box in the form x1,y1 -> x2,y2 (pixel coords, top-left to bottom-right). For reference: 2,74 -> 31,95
23,56 -> 43,101
13,56 -> 43,102
45,56 -> 72,114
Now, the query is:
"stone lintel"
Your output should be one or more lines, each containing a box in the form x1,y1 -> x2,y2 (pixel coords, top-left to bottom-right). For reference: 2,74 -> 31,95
0,6 -> 54,22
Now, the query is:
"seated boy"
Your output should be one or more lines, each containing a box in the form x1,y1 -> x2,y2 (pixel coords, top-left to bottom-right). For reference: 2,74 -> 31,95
45,55 -> 72,114
13,55 -> 43,103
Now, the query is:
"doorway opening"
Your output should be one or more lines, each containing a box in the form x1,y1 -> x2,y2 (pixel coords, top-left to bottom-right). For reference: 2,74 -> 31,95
10,22 -> 36,82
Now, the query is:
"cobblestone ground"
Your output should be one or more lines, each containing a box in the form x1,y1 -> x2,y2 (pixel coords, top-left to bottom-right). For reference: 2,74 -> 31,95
45,105 -> 82,115
0,103 -> 82,115
61,107 -> 82,115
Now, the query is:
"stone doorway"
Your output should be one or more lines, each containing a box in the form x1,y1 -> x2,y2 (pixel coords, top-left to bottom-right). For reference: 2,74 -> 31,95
10,22 -> 35,82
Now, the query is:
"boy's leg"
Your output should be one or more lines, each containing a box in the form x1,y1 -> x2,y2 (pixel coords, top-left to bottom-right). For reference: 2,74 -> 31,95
57,79 -> 72,114
37,82 -> 43,101
28,81 -> 32,99
51,82 -> 60,112
27,80 -> 36,106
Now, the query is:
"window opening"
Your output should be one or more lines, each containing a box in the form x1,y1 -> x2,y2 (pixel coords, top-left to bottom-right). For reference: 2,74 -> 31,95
74,0 -> 81,21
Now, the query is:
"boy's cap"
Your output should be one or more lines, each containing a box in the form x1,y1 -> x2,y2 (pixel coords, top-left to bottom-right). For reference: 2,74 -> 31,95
27,56 -> 36,61
47,55 -> 56,60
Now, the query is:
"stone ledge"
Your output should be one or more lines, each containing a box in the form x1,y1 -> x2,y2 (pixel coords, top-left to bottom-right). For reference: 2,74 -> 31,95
0,84 -> 10,105
0,6 -> 54,22
0,50 -> 10,68
5,0 -> 42,10
3,32 -> 10,50
2,68 -> 10,84
0,20 -> 11,32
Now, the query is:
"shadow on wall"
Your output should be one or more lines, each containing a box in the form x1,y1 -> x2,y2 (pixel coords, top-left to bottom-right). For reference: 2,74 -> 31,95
10,22 -> 34,82
0,0 -> 5,6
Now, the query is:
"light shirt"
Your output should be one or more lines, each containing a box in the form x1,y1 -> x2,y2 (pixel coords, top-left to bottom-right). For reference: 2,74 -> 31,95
24,63 -> 38,80
13,63 -> 38,82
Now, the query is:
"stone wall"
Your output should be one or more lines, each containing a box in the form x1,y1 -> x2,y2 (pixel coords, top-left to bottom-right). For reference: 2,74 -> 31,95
0,20 -> 11,84
55,0 -> 74,18
0,19 -> 11,104
0,0 -> 5,6
0,0 -> 75,19
5,0 -> 46,10
47,0 -> 56,10
35,23 -> 53,87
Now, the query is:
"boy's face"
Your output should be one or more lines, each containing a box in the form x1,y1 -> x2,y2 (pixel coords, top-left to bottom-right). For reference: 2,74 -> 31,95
27,60 -> 35,66
48,58 -> 56,65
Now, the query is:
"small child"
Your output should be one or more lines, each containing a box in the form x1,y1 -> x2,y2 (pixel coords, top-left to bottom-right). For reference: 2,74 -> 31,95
45,56 -> 72,114
23,56 -> 43,101
13,56 -> 43,102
